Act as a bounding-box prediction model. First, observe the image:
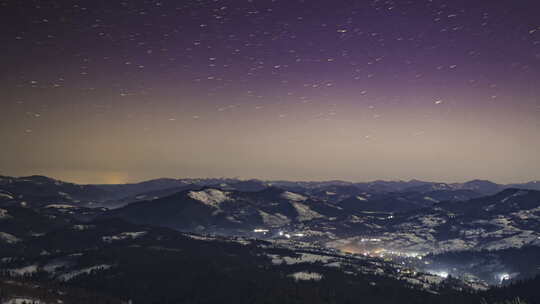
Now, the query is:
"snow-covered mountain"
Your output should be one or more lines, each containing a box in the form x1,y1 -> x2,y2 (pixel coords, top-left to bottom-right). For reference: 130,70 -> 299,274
1,175 -> 540,303
103,187 -> 342,233
2,175 -> 539,210
103,185 -> 540,257
334,189 -> 540,254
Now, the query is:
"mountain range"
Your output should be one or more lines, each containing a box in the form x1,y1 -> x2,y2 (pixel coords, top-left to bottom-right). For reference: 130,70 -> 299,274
1,175 -> 540,303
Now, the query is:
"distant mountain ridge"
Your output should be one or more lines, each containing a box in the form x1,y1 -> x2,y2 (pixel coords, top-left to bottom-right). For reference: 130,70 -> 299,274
1,174 -> 539,209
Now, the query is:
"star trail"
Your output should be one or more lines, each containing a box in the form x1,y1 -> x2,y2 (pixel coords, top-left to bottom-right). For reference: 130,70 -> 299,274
0,0 -> 539,184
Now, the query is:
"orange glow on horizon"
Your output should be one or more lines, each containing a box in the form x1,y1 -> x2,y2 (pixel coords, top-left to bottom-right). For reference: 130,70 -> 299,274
44,170 -> 131,185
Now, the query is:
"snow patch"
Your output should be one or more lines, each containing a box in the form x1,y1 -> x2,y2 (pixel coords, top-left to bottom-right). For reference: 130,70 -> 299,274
45,204 -> 76,209
289,272 -> 323,281
0,208 -> 10,219
325,261 -> 341,268
58,264 -> 112,281
186,234 -> 216,241
423,196 -> 439,203
501,190 -> 530,203
268,253 -> 334,265
281,191 -> 307,202
3,297 -> 45,304
102,231 -> 147,243
9,264 -> 38,276
292,202 -> 323,221
188,189 -> 230,207
0,193 -> 14,200
72,224 -> 95,231
0,232 -> 20,244
43,259 -> 70,273
417,215 -> 446,227
436,239 -> 475,252
259,210 -> 291,226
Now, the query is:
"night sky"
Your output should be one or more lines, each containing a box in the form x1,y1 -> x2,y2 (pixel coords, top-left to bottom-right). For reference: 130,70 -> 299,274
1,0 -> 539,184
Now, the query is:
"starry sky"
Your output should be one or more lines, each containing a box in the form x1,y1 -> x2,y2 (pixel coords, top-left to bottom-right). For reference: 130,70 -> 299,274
1,0 -> 539,184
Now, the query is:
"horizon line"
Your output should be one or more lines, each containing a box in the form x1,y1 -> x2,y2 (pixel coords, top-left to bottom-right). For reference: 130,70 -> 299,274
2,173 -> 539,186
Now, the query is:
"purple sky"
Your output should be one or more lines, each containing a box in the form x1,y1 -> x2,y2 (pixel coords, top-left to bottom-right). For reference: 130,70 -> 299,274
1,0 -> 539,184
